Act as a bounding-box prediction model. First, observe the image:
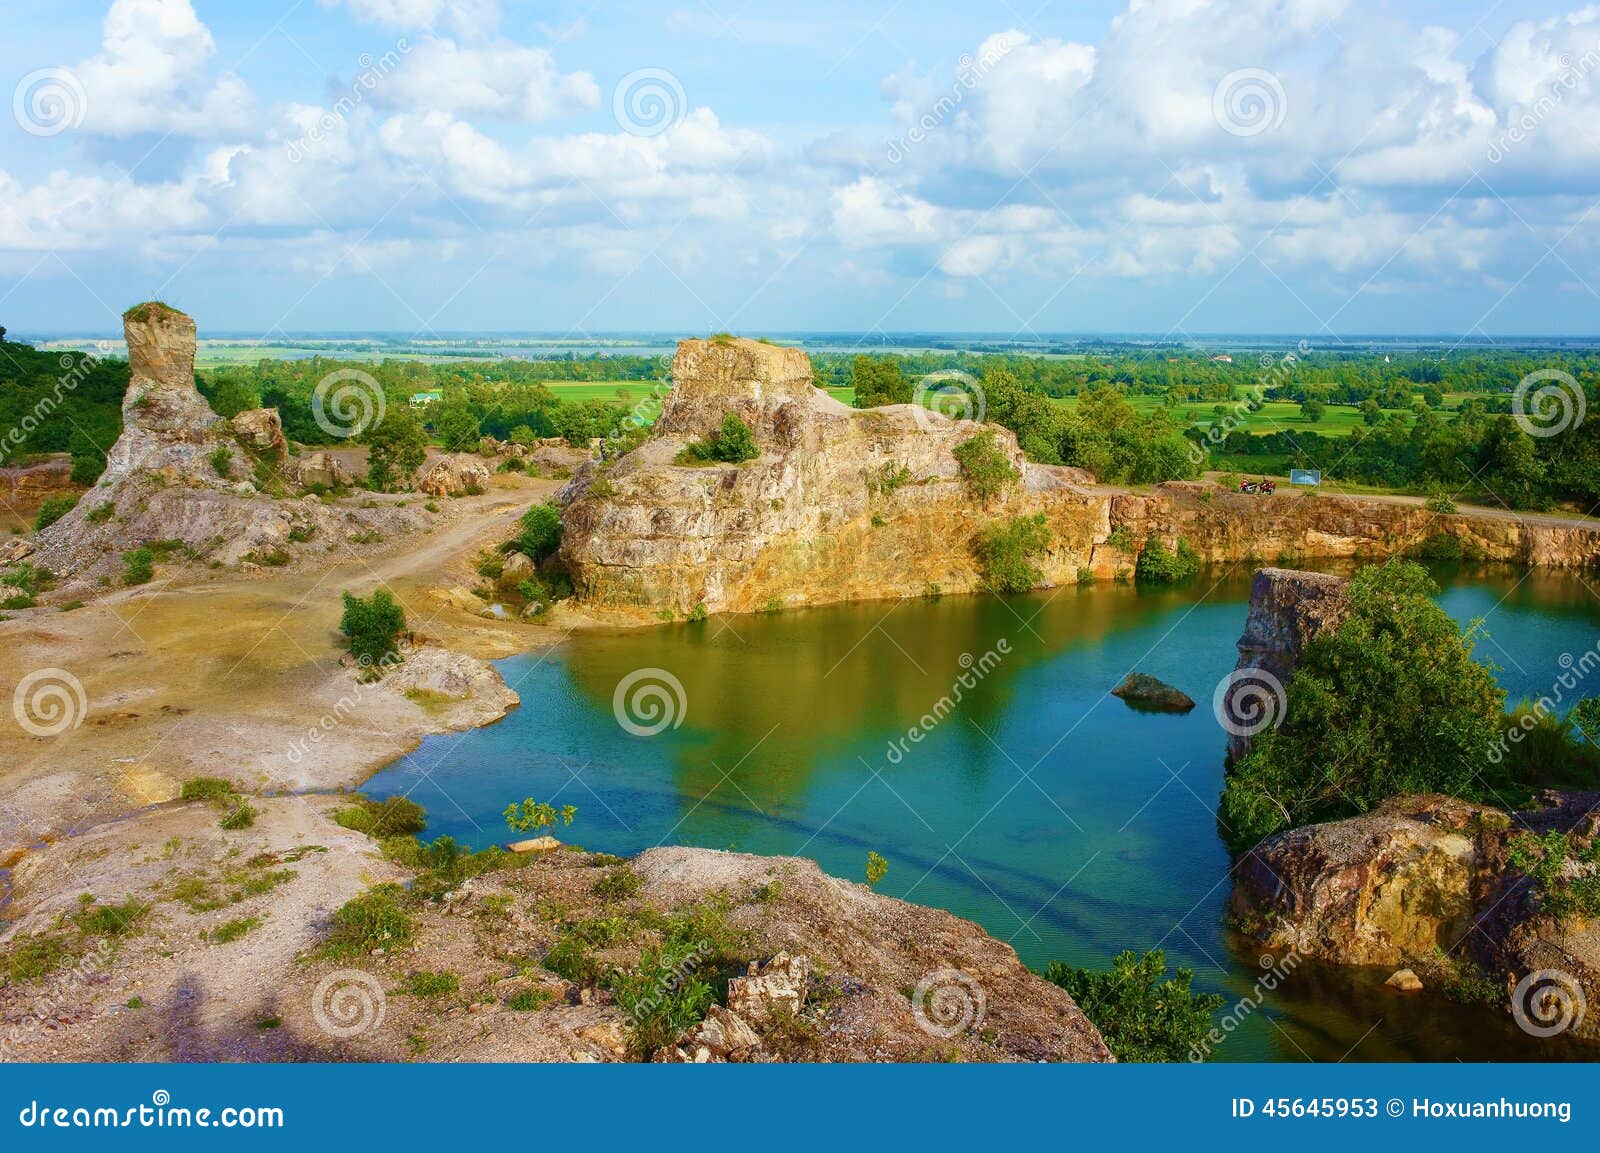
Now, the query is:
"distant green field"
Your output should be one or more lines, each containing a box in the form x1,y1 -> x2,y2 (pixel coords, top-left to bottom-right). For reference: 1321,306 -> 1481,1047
1051,393 -> 1431,439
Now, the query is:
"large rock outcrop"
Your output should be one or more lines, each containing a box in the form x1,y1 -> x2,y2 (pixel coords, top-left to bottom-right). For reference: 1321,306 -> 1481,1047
557,338 -> 1600,617
1222,568 -> 1351,761
1232,791 -> 1600,1043
558,337 -> 1105,614
30,305 -> 409,582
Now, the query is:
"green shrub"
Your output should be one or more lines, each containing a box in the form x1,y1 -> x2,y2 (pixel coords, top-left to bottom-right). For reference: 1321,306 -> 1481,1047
866,461 -> 914,497
34,493 -> 78,531
1425,493 -> 1459,515
322,884 -> 414,957
593,868 -> 642,901
210,445 -> 234,478
87,502 -> 115,524
121,547 -> 154,586
952,431 -> 1017,503
180,777 -> 235,802
1135,537 -> 1200,584
1219,560 -> 1505,851
679,413 -> 759,465
865,850 -> 888,888
1105,526 -> 1137,551
1044,949 -> 1223,1062
332,795 -> 428,838
1507,831 -> 1600,919
610,938 -> 716,1055
219,800 -> 256,830
339,588 -> 407,667
514,502 -> 563,562
974,514 -> 1051,593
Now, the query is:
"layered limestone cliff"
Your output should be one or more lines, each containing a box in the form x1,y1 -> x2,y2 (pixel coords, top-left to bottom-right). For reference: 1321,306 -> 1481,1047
558,337 -> 1105,614
1222,567 -> 1351,761
558,338 -> 1600,617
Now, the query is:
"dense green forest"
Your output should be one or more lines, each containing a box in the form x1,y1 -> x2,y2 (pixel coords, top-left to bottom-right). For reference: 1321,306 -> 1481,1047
5,325 -> 1600,510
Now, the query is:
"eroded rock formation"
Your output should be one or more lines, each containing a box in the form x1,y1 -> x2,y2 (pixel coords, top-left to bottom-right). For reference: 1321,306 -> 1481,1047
558,338 -> 1600,617
1231,791 -> 1600,1043
30,305 -> 412,582
1223,567 -> 1351,760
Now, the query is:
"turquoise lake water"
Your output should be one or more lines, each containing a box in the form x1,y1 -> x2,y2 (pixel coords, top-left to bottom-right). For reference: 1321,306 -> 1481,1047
365,564 -> 1600,1062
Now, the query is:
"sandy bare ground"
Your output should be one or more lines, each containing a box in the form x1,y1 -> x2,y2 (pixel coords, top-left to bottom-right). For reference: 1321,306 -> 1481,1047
0,475 -> 567,860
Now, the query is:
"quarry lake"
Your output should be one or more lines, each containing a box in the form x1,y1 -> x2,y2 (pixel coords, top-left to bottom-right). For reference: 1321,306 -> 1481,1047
366,564 -> 1600,1062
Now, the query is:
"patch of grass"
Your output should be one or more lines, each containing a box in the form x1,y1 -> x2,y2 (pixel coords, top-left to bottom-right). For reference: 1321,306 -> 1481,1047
87,502 -> 116,524
611,938 -> 716,1055
2,935 -> 72,984
180,777 -> 235,802
592,867 -> 642,902
507,988 -> 553,1011
72,897 -> 152,939
209,445 -> 234,478
126,997 -> 144,1009
207,916 -> 260,944
321,884 -> 414,958
403,970 -> 460,998
254,1015 -> 281,1030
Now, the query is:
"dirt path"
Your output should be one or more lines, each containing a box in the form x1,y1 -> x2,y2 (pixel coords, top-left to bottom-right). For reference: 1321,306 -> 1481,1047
0,476 -> 565,859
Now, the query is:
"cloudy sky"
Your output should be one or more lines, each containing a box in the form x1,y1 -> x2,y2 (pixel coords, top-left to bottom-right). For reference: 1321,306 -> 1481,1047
2,0 -> 1599,336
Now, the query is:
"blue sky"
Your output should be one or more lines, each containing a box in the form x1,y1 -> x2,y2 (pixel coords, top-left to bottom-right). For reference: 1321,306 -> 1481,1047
3,0 -> 1599,336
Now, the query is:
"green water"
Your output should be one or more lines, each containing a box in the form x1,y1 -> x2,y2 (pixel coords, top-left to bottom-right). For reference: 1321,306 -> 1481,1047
367,564 -> 1600,1062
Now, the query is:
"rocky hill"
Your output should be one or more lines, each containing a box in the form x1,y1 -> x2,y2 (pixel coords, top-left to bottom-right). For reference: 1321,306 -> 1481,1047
30,304 -> 416,584
557,338 -> 1600,617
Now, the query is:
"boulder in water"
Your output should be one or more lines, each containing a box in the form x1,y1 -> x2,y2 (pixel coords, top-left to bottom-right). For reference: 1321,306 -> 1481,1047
1111,672 -> 1195,713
